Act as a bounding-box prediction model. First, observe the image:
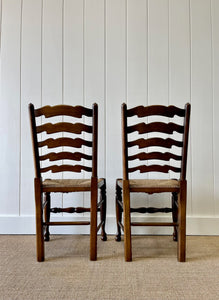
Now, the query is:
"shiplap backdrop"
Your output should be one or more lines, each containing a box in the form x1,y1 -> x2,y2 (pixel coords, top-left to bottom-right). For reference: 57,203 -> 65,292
0,0 -> 219,235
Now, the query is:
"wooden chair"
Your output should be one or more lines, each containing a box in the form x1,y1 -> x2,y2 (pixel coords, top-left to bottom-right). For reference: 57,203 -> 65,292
29,103 -> 107,262
115,103 -> 191,262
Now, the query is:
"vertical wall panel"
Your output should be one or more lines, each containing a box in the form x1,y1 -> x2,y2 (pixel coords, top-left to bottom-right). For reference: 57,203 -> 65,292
62,0 -> 84,213
127,0 -> 148,210
147,0 -> 170,211
84,0 -> 105,211
42,0 -> 62,105
148,0 -> 169,106
212,0 -> 219,215
0,0 -> 21,214
63,0 -> 83,106
20,0 -> 42,215
106,0 -> 126,221
127,0 -> 147,106
169,0 -> 192,214
190,0 -> 214,215
42,0 -> 63,210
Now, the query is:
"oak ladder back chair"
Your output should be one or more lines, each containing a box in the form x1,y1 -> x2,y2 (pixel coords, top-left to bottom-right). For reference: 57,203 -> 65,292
115,103 -> 191,262
29,103 -> 107,262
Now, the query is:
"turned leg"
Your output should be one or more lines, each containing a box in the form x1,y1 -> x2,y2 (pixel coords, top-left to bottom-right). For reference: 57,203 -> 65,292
177,181 -> 187,262
172,192 -> 178,242
100,179 -> 107,241
115,179 -> 122,242
34,178 -> 44,262
44,192 -> 50,241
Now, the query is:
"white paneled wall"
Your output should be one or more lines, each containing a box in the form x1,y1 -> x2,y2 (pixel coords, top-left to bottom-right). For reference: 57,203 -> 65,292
0,0 -> 219,235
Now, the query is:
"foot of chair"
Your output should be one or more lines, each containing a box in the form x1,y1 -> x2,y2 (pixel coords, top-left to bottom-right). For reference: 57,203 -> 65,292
101,232 -> 107,241
173,227 -> 178,242
115,234 -> 121,242
44,230 -> 50,242
173,232 -> 177,242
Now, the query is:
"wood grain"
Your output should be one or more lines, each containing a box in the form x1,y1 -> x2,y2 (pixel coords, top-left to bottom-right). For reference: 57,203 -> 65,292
127,105 -> 185,118
128,137 -> 183,149
127,121 -> 184,134
128,164 -> 181,174
40,164 -> 92,173
35,105 -> 92,118
36,122 -> 92,134
39,151 -> 92,162
38,137 -> 92,148
128,151 -> 182,162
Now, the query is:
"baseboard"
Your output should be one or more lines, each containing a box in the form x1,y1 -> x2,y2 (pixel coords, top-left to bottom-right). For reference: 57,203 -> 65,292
0,215 -> 219,235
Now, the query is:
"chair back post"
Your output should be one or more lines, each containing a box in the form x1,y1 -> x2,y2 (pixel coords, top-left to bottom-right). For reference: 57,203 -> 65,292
92,103 -> 98,178
180,103 -> 191,181
122,103 -> 129,180
29,103 -> 41,179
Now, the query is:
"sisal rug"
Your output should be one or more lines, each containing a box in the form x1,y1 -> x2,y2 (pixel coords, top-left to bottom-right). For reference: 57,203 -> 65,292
1,235 -> 219,299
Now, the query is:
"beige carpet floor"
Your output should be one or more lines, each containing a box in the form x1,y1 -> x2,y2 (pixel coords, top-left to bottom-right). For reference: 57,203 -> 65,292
1,235 -> 219,299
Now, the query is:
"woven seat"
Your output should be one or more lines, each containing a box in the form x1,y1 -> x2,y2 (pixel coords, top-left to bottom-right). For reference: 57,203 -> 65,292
117,179 -> 180,190
116,103 -> 191,262
43,178 -> 105,191
29,103 -> 107,262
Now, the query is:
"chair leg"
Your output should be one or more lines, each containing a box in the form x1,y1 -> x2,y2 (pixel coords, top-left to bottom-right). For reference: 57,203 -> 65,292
100,179 -> 107,241
123,180 -> 132,262
90,177 -> 98,261
34,178 -> 44,262
44,192 -> 50,241
177,181 -> 187,262
115,179 -> 122,242
172,192 -> 178,242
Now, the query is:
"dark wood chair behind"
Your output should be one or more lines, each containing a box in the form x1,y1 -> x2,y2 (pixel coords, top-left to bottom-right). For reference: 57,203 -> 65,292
116,103 -> 191,262
29,103 -> 107,262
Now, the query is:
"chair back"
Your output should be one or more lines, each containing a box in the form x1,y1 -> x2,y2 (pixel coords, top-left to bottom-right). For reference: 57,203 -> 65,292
29,103 -> 98,179
121,103 -> 191,181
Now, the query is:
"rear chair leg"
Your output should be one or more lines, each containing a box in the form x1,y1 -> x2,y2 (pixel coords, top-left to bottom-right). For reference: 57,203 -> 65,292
172,192 -> 178,242
115,180 -> 122,242
100,179 -> 107,241
35,178 -> 44,262
44,192 -> 50,241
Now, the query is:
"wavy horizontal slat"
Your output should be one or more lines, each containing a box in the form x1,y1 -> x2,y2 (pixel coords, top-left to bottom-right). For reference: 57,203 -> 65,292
36,122 -> 92,134
35,105 -> 92,118
39,151 -> 92,161
128,151 -> 182,161
38,137 -> 92,148
127,122 -> 184,134
128,137 -> 183,149
128,164 -> 181,173
41,164 -> 92,173
127,105 -> 185,118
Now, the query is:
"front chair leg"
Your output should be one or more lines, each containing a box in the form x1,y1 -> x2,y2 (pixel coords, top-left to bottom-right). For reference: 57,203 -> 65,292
115,179 -> 122,242
90,177 -> 98,261
100,179 -> 107,241
34,178 -> 44,262
123,180 -> 132,262
177,181 -> 187,262
44,192 -> 50,241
